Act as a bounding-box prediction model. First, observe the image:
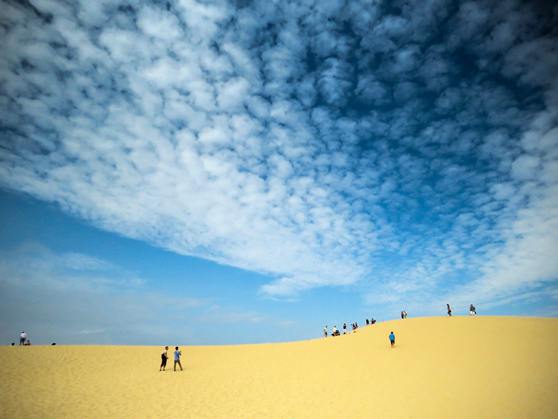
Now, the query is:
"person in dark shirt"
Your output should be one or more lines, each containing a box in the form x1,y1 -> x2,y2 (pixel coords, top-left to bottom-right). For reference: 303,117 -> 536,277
160,346 -> 169,371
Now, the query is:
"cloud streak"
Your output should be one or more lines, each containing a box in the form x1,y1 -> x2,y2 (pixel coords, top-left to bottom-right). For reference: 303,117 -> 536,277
0,242 -> 211,344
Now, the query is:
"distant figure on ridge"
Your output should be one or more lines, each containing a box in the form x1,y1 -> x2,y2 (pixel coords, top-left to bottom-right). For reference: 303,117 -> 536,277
401,311 -> 404,319
404,311 -> 407,319
447,304 -> 452,316
389,331 -> 395,347
470,304 -> 476,316
324,326 -> 328,338
333,326 -> 337,336
366,319 -> 369,325
160,346 -> 169,371
19,332 -> 27,346
343,323 -> 347,334
174,347 -> 183,371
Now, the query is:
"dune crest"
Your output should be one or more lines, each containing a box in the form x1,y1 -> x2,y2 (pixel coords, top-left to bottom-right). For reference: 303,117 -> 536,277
2,316 -> 557,418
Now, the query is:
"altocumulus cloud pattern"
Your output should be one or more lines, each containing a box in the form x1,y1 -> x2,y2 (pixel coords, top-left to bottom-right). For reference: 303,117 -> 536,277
0,0 -> 557,307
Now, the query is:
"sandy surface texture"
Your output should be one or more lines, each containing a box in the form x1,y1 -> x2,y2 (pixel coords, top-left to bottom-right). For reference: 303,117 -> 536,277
1,316 -> 557,418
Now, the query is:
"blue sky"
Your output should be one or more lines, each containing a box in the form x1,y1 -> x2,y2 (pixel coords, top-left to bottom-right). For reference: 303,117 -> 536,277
1,0 -> 557,345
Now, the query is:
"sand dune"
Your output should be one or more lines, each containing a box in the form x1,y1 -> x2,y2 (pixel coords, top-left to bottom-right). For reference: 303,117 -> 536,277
1,316 -> 557,418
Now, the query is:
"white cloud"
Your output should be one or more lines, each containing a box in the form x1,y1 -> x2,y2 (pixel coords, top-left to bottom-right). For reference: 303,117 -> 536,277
490,183 -> 516,201
195,309 -> 263,324
137,7 -> 183,41
0,0 -> 557,314
78,329 -> 103,335
59,253 -> 115,271
511,154 -> 541,180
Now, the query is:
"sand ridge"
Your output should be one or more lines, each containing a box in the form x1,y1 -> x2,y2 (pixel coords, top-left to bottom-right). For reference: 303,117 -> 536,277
1,316 -> 557,418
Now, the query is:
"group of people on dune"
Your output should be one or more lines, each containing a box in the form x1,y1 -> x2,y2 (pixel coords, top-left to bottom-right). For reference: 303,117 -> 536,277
323,304 -> 478,347
159,346 -> 183,372
324,319 -> 377,338
446,303 -> 476,316
15,332 -> 30,346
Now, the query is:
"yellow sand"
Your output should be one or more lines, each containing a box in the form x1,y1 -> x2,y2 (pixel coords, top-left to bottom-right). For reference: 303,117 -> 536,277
1,316 -> 557,418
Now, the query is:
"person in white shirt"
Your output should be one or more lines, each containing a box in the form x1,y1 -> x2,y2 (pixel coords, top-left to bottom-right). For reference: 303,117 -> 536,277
19,332 -> 27,346
160,346 -> 169,371
470,304 -> 476,316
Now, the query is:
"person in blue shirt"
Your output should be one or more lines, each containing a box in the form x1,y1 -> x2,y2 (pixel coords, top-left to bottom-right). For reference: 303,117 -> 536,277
174,346 -> 183,371
389,332 -> 395,347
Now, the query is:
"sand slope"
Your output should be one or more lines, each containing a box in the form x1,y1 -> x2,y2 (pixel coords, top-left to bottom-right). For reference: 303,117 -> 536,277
1,316 -> 557,418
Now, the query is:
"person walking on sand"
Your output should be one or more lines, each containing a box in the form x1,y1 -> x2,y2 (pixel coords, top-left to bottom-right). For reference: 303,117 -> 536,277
343,323 -> 347,334
160,346 -> 169,371
324,326 -> 328,338
19,332 -> 26,346
389,331 -> 395,347
333,326 -> 337,336
447,304 -> 452,316
470,304 -> 476,316
174,347 -> 183,371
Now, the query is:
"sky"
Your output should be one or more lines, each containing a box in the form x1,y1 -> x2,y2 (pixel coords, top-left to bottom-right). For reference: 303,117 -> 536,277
1,0 -> 557,346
